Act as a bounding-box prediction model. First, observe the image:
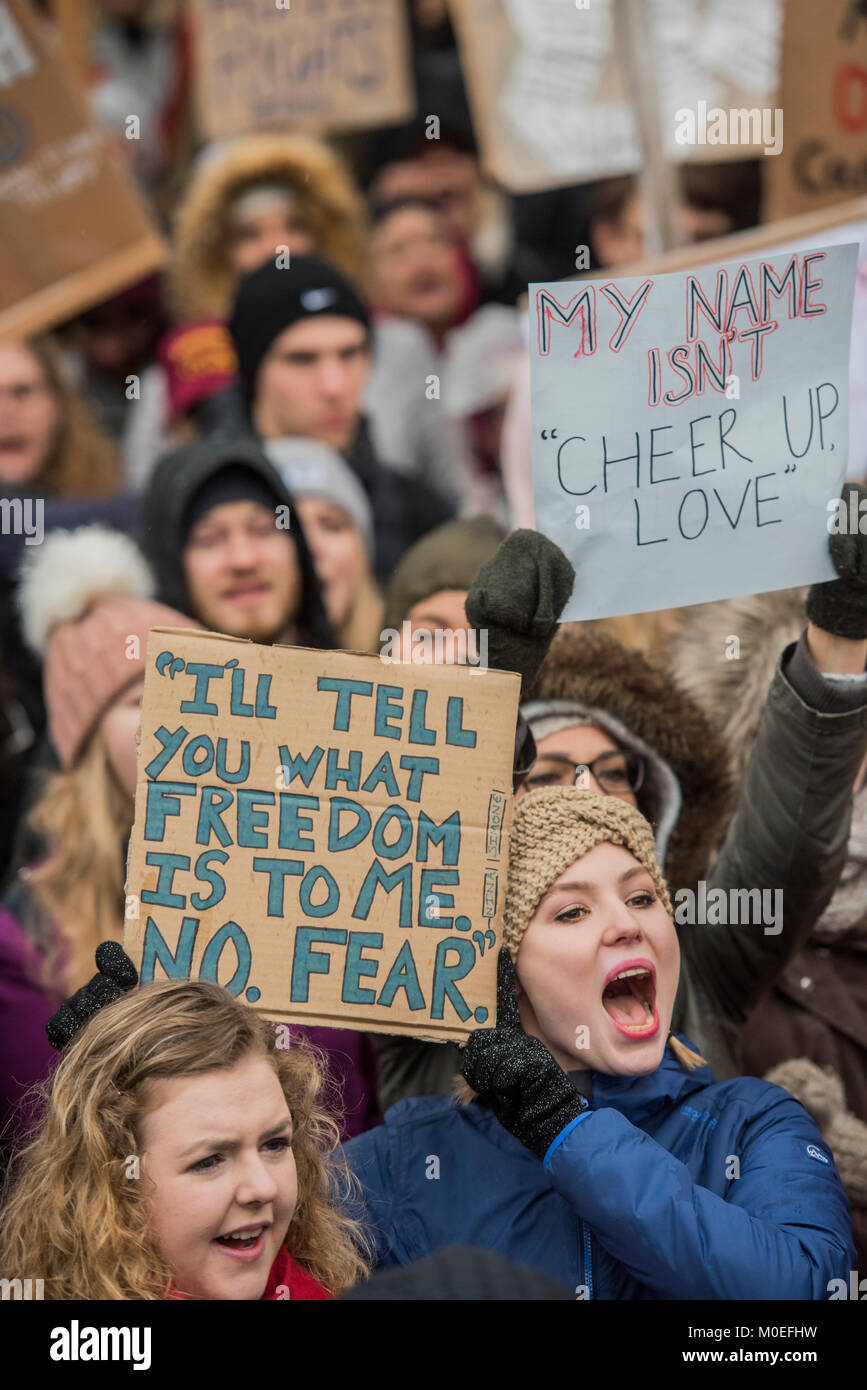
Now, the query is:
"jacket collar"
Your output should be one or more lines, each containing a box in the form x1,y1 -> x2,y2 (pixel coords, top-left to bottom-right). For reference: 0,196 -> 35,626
591,1039 -> 713,1127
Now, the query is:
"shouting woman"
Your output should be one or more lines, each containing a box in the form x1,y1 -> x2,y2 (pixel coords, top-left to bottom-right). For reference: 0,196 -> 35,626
344,790 -> 855,1299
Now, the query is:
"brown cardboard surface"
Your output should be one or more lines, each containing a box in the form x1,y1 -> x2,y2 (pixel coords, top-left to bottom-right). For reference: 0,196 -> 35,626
190,0 -> 415,141
0,0 -> 166,341
124,630 -> 520,1042
765,0 -> 867,221
449,0 -> 782,194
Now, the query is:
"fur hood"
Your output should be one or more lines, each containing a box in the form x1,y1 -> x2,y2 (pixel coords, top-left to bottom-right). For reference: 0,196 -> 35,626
523,625 -> 735,893
169,134 -> 368,322
668,588 -> 806,784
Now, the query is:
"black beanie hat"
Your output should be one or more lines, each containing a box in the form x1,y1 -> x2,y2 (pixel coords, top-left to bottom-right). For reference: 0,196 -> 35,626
228,254 -> 371,410
183,463 -> 280,541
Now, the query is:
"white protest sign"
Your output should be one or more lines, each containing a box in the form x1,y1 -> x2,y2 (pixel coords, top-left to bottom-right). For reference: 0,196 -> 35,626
530,244 -> 858,621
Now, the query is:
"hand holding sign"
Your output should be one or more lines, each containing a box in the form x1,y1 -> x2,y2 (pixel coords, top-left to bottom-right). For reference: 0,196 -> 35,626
465,529 -> 575,693
460,948 -> 587,1160
46,942 -> 138,1052
808,482 -> 867,639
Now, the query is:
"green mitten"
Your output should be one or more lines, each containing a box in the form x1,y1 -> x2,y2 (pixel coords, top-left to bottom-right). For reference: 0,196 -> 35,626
465,530 -> 575,692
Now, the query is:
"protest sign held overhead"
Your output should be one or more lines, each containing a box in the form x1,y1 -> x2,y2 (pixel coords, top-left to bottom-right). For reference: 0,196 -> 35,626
0,0 -> 166,341
530,243 -> 859,622
450,0 -> 783,193
765,0 -> 867,220
190,0 -> 415,142
124,630 -> 519,1042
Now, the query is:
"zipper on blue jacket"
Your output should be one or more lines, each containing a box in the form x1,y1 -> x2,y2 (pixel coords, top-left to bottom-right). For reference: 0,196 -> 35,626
579,1219 -> 594,1300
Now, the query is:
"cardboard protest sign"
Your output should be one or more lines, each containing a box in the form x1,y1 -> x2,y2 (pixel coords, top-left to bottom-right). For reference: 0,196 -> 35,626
190,0 -> 414,142
0,0 -> 166,341
530,243 -> 858,621
449,0 -> 783,193
124,630 -> 519,1042
765,0 -> 867,221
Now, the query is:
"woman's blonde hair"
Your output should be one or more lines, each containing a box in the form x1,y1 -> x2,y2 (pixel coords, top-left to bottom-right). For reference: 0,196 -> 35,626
27,729 -> 133,995
335,565 -> 385,655
0,981 -> 371,1299
24,336 -> 120,497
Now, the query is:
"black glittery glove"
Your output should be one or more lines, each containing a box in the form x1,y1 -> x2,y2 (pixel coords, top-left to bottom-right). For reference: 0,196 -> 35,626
464,530 -> 575,694
806,483 -> 867,640
460,948 -> 588,1160
46,941 -> 138,1051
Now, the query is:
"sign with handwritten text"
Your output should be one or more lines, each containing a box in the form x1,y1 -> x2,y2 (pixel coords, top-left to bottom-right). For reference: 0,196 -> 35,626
124,630 -> 519,1041
191,0 -> 414,141
530,244 -> 858,620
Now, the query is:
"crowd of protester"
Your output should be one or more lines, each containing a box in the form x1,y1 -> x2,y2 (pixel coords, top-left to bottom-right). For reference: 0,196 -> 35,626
0,0 -> 864,1303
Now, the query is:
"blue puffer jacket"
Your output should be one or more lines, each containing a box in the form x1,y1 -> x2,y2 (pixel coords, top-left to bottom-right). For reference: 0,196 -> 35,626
344,1042 -> 855,1299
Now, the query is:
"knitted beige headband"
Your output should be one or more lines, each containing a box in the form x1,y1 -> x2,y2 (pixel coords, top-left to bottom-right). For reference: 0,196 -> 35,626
503,787 -> 672,958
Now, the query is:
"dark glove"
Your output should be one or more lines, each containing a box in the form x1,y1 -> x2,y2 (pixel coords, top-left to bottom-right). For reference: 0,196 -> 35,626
46,941 -> 138,1051
806,482 -> 867,639
464,530 -> 575,694
460,948 -> 588,1160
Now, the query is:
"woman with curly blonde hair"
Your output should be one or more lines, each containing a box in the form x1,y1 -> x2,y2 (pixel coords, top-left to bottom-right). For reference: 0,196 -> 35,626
0,978 -> 371,1300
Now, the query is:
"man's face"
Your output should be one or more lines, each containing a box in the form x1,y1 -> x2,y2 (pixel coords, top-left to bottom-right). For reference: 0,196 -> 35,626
369,206 -> 462,332
372,148 -> 480,245
183,499 -> 302,643
252,317 -> 370,453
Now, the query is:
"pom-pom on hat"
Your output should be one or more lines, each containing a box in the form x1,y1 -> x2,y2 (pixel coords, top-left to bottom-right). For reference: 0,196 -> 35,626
17,526 -> 198,769
503,787 -> 672,959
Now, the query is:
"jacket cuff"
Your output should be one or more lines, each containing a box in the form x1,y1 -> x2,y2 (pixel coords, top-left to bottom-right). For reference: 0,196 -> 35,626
542,1108 -> 592,1168
782,630 -> 867,714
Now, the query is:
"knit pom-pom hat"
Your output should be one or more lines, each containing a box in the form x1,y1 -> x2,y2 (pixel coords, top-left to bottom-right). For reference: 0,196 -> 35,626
17,526 -> 198,769
503,787 -> 673,959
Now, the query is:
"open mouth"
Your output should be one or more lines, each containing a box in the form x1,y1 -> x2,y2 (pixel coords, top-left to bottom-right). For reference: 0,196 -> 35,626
601,962 -> 658,1038
222,585 -> 270,605
214,1225 -> 268,1261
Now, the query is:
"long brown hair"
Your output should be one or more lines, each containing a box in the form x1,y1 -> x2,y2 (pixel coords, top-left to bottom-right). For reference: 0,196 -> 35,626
25,336 -> 120,497
0,981 -> 371,1299
27,729 -> 133,994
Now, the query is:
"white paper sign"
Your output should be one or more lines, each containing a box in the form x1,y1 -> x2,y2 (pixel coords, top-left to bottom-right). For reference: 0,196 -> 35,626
530,244 -> 859,621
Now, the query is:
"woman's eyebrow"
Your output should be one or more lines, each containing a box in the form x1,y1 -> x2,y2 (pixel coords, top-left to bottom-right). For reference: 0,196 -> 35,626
178,1117 -> 292,1159
544,866 -> 650,898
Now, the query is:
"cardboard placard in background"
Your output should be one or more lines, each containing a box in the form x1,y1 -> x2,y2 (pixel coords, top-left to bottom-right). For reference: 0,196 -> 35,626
124,630 -> 519,1042
449,0 -> 783,193
191,0 -> 415,142
530,242 -> 858,621
765,0 -> 867,221
0,0 -> 166,342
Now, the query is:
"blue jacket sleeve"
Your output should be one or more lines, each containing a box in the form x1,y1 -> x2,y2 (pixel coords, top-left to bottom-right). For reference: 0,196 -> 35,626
543,1090 -> 855,1300
341,1127 -> 402,1270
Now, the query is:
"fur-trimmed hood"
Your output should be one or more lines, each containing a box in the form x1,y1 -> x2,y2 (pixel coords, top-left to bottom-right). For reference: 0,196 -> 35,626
169,133 -> 368,322
668,588 -> 807,784
522,625 -> 735,893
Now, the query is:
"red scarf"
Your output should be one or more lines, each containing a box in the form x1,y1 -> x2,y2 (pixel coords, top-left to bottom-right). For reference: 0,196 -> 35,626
169,1244 -> 332,1301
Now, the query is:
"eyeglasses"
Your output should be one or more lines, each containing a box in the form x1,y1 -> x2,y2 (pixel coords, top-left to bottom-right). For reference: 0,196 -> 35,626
519,750 -> 646,798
